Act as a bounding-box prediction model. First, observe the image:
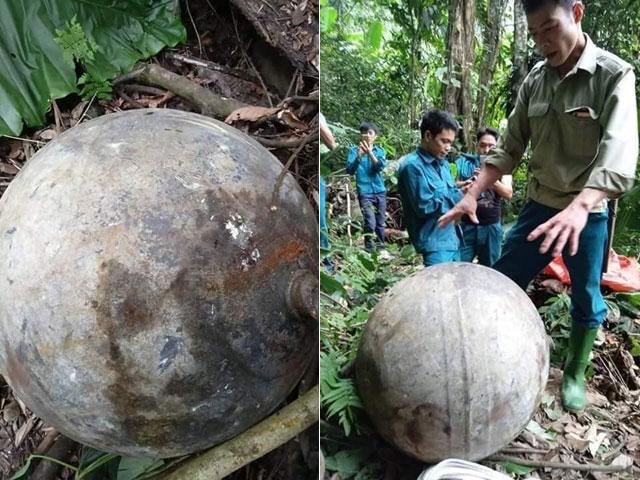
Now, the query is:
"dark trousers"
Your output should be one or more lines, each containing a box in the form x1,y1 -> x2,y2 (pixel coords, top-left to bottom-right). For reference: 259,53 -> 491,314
493,201 -> 608,328
358,192 -> 386,251
460,222 -> 503,267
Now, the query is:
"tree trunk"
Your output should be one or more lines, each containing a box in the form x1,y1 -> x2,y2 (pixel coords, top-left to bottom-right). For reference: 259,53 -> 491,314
444,0 -> 476,149
510,0 -> 528,113
476,0 -> 509,130
460,0 -> 475,148
444,0 -> 463,114
410,29 -> 417,127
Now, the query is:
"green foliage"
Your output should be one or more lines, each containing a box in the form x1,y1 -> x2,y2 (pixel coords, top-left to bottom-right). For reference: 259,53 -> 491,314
10,446 -> 167,480
10,455 -> 77,480
320,36 -> 409,138
538,293 -> 572,365
320,349 -> 363,436
499,461 -> 536,475
116,457 -> 165,480
54,17 -> 113,100
0,0 -> 186,136
364,21 -> 384,52
614,185 -> 640,257
54,16 -> 98,66
320,216 -> 420,444
78,73 -> 113,101
320,0 -> 338,32
324,448 -> 382,479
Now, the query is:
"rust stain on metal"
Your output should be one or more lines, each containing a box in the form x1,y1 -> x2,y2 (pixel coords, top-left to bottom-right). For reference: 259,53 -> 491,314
222,238 -> 307,291
93,259 -> 168,446
261,238 -> 306,270
488,398 -> 510,424
4,341 -> 30,392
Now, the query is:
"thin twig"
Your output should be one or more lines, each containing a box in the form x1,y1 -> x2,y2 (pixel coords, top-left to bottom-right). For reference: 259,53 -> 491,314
500,447 -> 552,455
277,94 -> 319,108
116,87 -> 145,109
112,66 -> 146,85
74,92 -> 97,127
269,129 -> 317,207
166,52 -> 258,83
346,183 -> 353,246
320,291 -> 349,313
284,69 -> 299,99
0,136 -> 45,144
123,84 -> 168,96
488,454 -> 632,472
185,0 -> 202,57
255,135 -> 311,148
230,8 -> 274,107
204,0 -> 220,18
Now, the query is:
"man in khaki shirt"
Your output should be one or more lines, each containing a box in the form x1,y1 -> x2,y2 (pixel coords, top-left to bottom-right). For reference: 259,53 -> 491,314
440,0 -> 638,412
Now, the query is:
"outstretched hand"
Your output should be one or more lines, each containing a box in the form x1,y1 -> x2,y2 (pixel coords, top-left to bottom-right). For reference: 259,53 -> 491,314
527,203 -> 590,256
438,195 -> 478,228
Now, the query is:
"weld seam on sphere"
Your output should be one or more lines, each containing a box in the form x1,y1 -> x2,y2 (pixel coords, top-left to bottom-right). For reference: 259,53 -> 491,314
355,262 -> 549,462
0,109 -> 318,457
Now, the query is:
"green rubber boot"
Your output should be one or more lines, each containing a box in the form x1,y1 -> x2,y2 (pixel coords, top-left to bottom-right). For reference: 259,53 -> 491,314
561,324 -> 599,412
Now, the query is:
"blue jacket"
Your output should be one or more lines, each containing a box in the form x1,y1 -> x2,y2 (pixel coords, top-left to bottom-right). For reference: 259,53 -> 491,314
346,145 -> 386,194
319,176 -> 329,249
455,153 -> 481,181
397,147 -> 463,253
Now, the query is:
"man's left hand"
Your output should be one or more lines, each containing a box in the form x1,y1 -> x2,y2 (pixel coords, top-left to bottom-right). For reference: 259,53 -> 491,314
527,203 -> 590,257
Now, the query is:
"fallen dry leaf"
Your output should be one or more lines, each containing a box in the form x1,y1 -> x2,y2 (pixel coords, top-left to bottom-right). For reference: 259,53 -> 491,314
586,389 -> 610,407
563,421 -> 589,437
2,401 -> 20,423
225,106 -> 280,124
14,415 -> 36,448
541,278 -> 568,294
587,431 -> 608,457
564,432 -> 590,452
277,110 -> 307,130
610,453 -> 634,468
38,129 -> 57,140
626,435 -> 640,451
0,163 -> 19,175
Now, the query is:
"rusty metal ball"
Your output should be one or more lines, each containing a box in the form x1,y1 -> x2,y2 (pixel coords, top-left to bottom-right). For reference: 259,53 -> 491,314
356,263 -> 549,462
0,109 -> 317,457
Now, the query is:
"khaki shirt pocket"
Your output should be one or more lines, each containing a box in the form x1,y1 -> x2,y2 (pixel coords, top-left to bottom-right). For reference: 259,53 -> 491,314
558,105 -> 600,158
527,101 -> 551,167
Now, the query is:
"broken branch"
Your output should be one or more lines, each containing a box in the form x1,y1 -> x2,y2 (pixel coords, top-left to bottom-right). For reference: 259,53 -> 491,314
115,63 -> 248,119
488,454 -> 632,473
160,385 -> 318,480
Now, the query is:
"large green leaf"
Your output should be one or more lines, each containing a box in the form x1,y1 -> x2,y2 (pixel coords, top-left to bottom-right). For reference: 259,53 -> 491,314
0,0 -> 186,136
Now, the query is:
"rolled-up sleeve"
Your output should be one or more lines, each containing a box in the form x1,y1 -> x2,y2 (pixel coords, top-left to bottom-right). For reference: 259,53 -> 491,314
485,77 -> 532,175
346,147 -> 359,174
373,147 -> 386,171
584,68 -> 638,196
400,164 -> 441,218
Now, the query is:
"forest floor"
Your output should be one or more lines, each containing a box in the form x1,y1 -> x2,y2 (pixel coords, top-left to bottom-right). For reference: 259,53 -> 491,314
320,206 -> 640,480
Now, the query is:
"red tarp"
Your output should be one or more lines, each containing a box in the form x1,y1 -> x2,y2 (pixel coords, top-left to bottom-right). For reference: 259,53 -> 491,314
543,250 -> 640,292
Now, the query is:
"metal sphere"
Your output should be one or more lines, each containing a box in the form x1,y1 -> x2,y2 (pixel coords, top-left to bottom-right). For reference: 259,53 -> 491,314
356,262 -> 549,462
0,109 -> 317,457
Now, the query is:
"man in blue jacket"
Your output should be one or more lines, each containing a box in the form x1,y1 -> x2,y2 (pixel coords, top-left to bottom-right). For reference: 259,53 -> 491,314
398,110 -> 463,266
346,122 -> 387,251
455,127 -> 513,266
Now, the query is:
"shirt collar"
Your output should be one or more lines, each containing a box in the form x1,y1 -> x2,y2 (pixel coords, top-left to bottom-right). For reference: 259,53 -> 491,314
417,146 -> 439,163
544,33 -> 597,75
